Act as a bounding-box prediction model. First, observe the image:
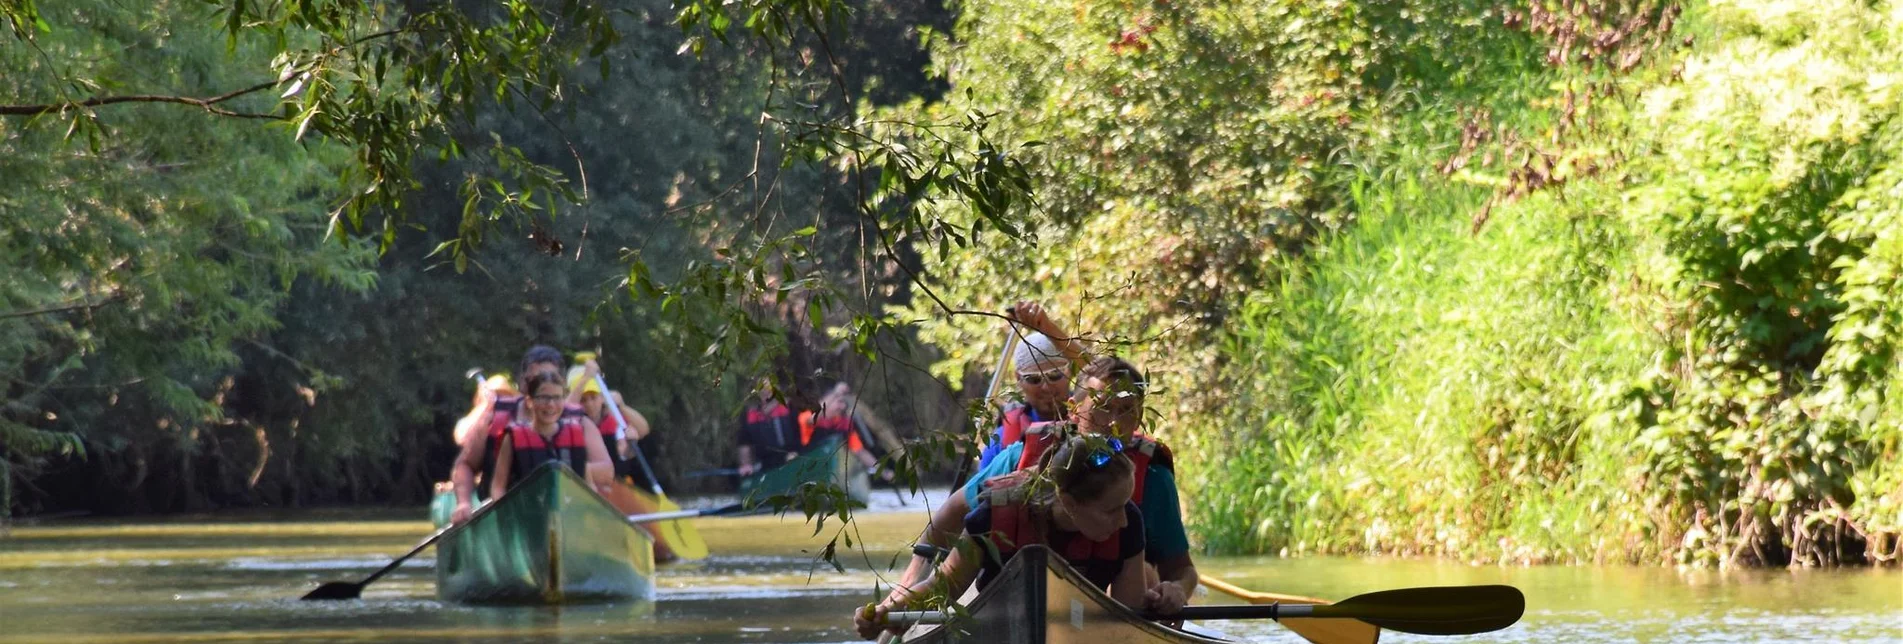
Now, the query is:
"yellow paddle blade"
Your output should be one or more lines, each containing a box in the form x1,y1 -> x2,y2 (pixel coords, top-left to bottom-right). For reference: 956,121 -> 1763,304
628,486 -> 708,561
1198,575 -> 1380,644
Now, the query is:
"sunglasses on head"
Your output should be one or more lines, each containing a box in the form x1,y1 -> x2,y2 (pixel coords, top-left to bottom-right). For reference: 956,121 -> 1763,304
1086,437 -> 1125,468
1018,369 -> 1067,386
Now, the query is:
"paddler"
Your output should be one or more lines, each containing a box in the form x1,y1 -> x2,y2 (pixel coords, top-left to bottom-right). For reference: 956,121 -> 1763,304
896,356 -> 1197,616
800,382 -> 888,479
855,434 -> 1160,639
567,361 -> 653,485
736,380 -> 800,477
976,300 -> 1086,470
567,359 -> 680,562
448,345 -> 571,524
487,369 -> 616,498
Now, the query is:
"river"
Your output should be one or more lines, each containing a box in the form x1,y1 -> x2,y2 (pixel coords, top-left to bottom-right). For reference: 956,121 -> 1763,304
2,489 -> 1897,643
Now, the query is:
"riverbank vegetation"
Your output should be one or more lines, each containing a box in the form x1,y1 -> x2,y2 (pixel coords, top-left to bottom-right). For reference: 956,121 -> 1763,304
896,0 -> 1899,567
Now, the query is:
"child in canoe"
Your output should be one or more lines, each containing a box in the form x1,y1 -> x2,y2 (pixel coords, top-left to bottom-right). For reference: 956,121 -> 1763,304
854,434 -> 1155,640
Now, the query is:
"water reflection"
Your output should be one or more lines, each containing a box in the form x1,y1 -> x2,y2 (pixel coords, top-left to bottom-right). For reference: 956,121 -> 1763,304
1,487 -> 1898,643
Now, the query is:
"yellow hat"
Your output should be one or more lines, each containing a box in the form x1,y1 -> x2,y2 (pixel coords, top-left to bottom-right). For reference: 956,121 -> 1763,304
566,366 -> 602,396
484,374 -> 518,396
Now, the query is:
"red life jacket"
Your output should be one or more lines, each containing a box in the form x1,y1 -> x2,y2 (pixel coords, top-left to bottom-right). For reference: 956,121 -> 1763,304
475,396 -> 526,498
979,473 -> 1125,588
996,403 -> 1064,451
505,412 -> 592,486
1015,429 -> 1173,504
743,403 -> 799,458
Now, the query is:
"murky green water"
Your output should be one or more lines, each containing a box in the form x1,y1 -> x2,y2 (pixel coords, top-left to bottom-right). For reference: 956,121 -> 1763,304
2,491 -> 1897,643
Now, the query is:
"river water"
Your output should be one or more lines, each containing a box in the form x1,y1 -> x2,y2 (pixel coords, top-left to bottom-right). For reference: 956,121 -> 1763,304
2,488 -> 1897,643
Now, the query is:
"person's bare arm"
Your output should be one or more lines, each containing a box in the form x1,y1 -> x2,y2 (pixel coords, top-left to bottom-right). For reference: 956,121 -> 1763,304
1111,553 -> 1151,611
859,534 -> 984,640
450,433 -> 489,524
580,417 -> 615,494
453,385 -> 498,446
569,359 -> 600,407
737,444 -> 758,476
614,392 -> 651,440
1153,553 -> 1198,600
1010,300 -> 1089,367
895,492 -> 970,590
489,441 -> 514,500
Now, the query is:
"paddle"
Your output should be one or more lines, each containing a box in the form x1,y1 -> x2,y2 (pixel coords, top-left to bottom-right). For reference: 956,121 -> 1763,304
306,370 -> 494,601
1199,574 -> 1380,644
579,353 -> 708,561
881,584 -> 1524,636
625,502 -> 758,524
879,325 -> 1017,644
301,523 -> 460,600
950,321 -> 1019,488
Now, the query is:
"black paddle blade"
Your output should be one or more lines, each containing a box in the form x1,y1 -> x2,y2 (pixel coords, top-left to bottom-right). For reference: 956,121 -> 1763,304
1322,584 -> 1524,636
300,581 -> 364,601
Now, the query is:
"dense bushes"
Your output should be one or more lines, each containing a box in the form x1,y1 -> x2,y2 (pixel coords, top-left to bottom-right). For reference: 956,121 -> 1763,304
1194,0 -> 1902,566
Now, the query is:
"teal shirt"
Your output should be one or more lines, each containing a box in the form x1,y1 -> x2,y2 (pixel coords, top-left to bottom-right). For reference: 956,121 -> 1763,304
961,442 -> 1191,562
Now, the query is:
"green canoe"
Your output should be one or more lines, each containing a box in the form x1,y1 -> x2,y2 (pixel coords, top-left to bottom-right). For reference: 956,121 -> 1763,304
738,436 -> 871,508
431,463 -> 655,604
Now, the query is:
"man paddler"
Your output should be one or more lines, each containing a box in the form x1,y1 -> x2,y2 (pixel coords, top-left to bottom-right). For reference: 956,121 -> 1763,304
800,382 -> 890,480
737,381 -> 801,477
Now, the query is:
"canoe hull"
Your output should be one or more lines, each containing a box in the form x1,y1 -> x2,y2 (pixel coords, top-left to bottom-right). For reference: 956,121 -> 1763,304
433,464 -> 655,604
904,546 -> 1228,644
738,437 -> 871,507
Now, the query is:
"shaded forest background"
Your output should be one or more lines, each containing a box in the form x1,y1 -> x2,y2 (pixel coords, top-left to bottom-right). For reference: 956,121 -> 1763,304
6,0 -> 1901,569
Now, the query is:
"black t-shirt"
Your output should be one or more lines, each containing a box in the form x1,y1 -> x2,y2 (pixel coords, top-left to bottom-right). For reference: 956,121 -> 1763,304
964,498 -> 1144,591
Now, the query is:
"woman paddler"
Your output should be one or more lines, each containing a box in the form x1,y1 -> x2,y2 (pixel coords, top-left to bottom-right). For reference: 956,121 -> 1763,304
895,356 -> 1197,615
854,434 -> 1153,640
449,345 -> 573,524
487,369 -> 617,498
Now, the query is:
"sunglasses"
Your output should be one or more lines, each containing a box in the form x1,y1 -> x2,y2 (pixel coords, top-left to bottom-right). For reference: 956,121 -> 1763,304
1018,369 -> 1068,386
531,393 -> 566,405
1086,437 -> 1125,468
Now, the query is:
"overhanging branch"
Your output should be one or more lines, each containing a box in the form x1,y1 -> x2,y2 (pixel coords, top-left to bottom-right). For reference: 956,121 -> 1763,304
0,80 -> 281,119
0,293 -> 123,320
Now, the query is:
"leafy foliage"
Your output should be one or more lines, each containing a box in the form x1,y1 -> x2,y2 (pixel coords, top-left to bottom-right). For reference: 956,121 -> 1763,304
1200,0 -> 1903,567
0,0 -> 375,515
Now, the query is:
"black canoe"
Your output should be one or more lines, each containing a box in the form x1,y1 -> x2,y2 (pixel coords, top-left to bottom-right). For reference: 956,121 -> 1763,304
903,545 -> 1230,644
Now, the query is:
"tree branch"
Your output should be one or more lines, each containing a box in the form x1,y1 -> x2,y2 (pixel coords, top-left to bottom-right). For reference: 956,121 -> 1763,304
0,80 -> 281,118
0,293 -> 123,320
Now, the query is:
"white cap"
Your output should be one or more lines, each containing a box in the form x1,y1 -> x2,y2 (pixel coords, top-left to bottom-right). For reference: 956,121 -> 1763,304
1014,332 -> 1067,373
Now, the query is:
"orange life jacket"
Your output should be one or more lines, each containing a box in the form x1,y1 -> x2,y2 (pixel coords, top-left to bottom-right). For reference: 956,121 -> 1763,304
799,410 -> 864,452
